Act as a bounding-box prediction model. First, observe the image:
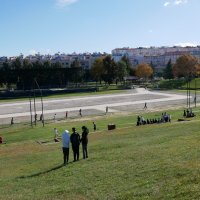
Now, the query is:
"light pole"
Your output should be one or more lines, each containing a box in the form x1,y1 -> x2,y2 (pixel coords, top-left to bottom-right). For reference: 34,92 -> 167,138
34,78 -> 44,127
189,77 -> 191,108
33,85 -> 37,126
29,96 -> 33,127
195,78 -> 197,107
187,80 -> 189,107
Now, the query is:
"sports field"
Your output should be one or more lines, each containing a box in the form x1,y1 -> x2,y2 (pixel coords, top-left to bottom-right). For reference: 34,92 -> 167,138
0,88 -> 196,125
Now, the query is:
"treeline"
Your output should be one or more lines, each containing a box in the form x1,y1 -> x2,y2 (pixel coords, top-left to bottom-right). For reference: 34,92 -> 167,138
0,55 -> 134,90
0,58 -> 90,89
1,53 -> 198,90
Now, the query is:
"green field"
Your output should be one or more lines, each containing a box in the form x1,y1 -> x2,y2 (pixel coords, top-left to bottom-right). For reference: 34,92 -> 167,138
0,109 -> 200,200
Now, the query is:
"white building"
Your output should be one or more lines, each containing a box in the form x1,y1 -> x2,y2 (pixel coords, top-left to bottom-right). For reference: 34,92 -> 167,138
112,46 -> 200,71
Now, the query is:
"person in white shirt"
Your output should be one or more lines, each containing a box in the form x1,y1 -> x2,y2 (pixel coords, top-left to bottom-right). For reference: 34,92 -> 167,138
62,130 -> 70,165
54,128 -> 59,142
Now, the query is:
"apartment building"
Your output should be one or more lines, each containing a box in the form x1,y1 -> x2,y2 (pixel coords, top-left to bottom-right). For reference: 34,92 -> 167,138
0,52 -> 106,69
112,46 -> 200,71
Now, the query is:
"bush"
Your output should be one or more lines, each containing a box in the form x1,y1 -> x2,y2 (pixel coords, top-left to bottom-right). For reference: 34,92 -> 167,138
156,79 -> 187,89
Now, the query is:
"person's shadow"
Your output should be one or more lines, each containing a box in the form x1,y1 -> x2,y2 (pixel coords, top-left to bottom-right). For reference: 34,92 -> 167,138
17,162 -> 73,179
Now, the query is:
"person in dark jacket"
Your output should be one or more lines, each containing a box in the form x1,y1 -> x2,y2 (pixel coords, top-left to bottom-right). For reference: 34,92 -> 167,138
70,127 -> 80,162
80,126 -> 89,159
93,122 -> 96,131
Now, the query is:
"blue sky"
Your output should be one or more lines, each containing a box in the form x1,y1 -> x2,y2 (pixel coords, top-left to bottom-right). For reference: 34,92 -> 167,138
0,0 -> 199,56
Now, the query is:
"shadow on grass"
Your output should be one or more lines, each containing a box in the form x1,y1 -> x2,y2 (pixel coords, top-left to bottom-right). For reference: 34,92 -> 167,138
17,162 -> 73,179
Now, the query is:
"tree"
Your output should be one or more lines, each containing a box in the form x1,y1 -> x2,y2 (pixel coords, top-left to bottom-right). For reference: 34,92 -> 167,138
121,55 -> 132,74
70,59 -> 80,68
12,57 -> 22,70
43,61 -> 51,69
70,59 -> 83,85
195,63 -> 200,77
150,61 -> 155,78
0,61 -> 13,89
102,55 -> 117,84
116,60 -> 128,83
52,62 -> 62,69
90,58 -> 104,85
23,59 -> 32,69
135,63 -> 153,81
173,54 -> 198,78
163,59 -> 174,79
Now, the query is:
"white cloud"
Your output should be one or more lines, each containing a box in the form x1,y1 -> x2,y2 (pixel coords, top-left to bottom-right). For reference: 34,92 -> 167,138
175,42 -> 198,47
174,0 -> 188,5
163,0 -> 188,7
164,2 -> 170,7
56,0 -> 78,8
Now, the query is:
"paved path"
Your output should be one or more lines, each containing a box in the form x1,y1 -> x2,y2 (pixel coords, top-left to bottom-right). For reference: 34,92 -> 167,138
0,88 -> 192,124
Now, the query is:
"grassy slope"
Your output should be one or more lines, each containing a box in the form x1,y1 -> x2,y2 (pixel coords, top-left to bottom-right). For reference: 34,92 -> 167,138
0,110 -> 200,200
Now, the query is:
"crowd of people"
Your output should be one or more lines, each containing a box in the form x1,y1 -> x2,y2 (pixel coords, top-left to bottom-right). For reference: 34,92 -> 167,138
136,112 -> 171,126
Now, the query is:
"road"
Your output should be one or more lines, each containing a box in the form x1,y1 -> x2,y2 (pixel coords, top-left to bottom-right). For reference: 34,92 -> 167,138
0,88 -> 193,125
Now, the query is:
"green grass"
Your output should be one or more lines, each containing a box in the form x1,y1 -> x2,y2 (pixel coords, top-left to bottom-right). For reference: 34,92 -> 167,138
182,78 -> 200,89
0,109 -> 200,200
156,79 -> 187,89
156,78 -> 200,90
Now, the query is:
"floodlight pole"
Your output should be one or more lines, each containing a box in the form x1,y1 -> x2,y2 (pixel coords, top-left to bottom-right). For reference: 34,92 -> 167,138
195,78 -> 197,107
29,97 -> 33,127
189,78 -> 191,108
33,85 -> 37,126
186,79 -> 189,107
34,78 -> 44,127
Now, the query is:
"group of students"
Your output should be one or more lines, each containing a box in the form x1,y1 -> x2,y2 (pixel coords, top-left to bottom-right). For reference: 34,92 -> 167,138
136,112 -> 171,126
54,126 -> 89,165
183,108 -> 195,118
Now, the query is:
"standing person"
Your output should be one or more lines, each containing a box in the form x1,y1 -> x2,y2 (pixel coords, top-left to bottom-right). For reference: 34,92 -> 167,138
93,122 -> 96,131
106,106 -> 108,114
70,127 -> 80,162
11,117 -> 14,125
39,114 -> 43,121
54,128 -> 59,142
81,126 -> 89,159
65,111 -> 68,119
183,110 -> 186,118
79,109 -> 82,117
35,113 -> 37,121
53,113 -> 56,122
143,102 -> 147,109
62,130 -> 70,165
